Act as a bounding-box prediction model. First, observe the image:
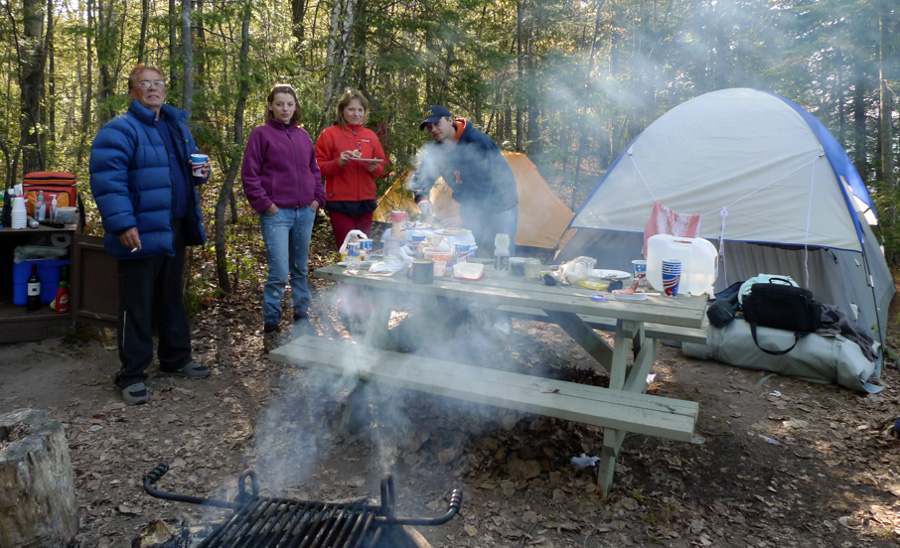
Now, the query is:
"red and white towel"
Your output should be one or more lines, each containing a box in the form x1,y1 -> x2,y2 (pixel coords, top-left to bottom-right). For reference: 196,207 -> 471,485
642,201 -> 701,255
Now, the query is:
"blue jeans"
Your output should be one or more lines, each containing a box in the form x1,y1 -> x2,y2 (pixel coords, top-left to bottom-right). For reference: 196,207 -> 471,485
259,206 -> 315,325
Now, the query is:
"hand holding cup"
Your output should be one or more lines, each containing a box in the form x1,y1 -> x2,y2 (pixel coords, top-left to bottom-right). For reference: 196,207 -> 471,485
190,154 -> 210,178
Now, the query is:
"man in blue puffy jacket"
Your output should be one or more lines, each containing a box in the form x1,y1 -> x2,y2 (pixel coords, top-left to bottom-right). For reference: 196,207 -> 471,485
89,63 -> 211,405
409,105 -> 518,257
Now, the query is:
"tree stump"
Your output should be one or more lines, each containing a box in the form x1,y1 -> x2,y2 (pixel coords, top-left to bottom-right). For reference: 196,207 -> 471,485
0,408 -> 78,548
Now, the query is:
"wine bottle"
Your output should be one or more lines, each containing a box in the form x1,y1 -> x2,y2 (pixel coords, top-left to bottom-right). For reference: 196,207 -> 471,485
27,263 -> 41,311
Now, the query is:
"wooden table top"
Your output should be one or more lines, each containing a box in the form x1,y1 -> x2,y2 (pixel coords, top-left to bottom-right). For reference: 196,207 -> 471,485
314,262 -> 708,329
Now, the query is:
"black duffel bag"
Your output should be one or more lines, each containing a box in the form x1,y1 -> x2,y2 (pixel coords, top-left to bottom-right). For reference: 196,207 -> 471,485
706,281 -> 744,328
741,278 -> 823,355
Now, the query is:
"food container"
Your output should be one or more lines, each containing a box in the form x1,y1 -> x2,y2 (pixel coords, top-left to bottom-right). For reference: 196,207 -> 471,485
524,258 -> 541,279
452,261 -> 484,280
509,257 -> 526,276
423,247 -> 452,264
55,206 -> 77,224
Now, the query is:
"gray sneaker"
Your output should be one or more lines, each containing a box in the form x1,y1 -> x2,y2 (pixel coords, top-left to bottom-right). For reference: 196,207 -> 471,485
122,382 -> 149,405
161,360 -> 211,379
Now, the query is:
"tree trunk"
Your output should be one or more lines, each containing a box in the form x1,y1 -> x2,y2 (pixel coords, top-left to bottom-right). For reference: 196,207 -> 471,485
214,2 -> 252,294
169,0 -> 178,88
0,408 -> 78,547
20,0 -> 47,173
323,0 -> 358,120
181,0 -> 193,115
877,8 -> 893,188
45,0 -> 55,148
852,75 -> 867,177
95,0 -> 119,125
77,0 -> 94,165
138,0 -> 149,62
291,0 -> 308,52
515,0 -> 523,152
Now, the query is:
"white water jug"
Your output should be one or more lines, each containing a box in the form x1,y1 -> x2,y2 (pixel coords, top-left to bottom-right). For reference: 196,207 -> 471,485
646,234 -> 718,296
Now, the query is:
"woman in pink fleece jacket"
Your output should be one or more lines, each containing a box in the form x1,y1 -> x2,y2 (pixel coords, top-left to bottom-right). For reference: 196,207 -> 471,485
241,84 -> 326,350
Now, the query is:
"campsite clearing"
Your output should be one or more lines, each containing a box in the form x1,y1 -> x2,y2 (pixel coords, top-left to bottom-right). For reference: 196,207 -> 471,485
1,276 -> 899,547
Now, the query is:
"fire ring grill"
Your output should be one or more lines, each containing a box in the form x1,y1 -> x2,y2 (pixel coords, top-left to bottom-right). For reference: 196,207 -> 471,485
143,463 -> 462,548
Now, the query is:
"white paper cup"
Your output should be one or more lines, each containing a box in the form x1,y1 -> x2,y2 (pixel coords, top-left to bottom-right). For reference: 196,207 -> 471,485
190,154 -> 208,177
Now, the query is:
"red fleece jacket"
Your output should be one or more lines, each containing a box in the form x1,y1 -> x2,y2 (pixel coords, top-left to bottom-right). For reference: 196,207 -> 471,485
315,123 -> 387,202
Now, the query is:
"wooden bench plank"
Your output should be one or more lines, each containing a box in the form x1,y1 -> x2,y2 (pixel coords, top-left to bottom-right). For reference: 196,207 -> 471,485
270,335 -> 699,443
498,305 -> 709,345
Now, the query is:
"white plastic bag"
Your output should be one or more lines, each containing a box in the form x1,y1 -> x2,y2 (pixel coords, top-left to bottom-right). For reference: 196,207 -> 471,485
558,256 -> 597,284
339,229 -> 368,257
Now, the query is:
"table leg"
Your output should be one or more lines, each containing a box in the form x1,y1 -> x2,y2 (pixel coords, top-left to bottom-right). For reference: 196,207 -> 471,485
597,429 -> 626,495
599,320 -> 656,495
608,319 -> 638,390
340,289 -> 395,434
624,332 -> 657,394
361,289 -> 395,349
339,380 -> 369,434
546,311 -> 613,372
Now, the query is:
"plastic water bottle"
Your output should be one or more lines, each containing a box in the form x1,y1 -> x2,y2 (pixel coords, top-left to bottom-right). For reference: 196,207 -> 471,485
494,233 -> 510,275
36,190 -> 45,222
51,195 -> 58,221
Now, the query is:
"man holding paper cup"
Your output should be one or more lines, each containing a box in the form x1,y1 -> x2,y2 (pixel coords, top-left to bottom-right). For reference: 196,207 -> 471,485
89,63 -> 212,405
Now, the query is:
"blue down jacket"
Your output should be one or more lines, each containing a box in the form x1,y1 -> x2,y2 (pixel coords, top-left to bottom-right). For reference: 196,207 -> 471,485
89,100 -> 207,260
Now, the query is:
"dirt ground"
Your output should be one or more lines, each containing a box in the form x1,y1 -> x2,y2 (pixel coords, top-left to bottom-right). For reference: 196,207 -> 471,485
2,277 -> 900,548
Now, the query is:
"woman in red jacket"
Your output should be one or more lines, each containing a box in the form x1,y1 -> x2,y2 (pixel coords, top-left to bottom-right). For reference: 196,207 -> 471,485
315,89 -> 387,249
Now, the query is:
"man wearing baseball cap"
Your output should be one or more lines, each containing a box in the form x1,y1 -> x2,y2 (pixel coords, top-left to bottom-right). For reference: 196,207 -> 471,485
410,105 -> 518,256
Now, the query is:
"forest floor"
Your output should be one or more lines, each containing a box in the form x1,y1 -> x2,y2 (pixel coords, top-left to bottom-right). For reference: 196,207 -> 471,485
2,227 -> 900,548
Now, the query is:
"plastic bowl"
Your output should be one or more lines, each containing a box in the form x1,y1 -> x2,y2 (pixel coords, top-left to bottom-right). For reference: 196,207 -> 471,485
452,261 -> 484,280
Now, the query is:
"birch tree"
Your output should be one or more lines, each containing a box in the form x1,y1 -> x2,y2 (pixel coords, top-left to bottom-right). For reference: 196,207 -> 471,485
322,0 -> 358,119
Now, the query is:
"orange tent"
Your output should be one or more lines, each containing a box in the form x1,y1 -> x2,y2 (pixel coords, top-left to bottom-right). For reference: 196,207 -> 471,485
374,152 -> 574,249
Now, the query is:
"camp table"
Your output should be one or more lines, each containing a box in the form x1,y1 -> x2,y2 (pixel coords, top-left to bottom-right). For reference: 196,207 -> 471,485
270,259 -> 709,494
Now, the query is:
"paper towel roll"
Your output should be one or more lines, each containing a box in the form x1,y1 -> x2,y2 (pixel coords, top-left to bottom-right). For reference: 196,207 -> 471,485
51,233 -> 72,247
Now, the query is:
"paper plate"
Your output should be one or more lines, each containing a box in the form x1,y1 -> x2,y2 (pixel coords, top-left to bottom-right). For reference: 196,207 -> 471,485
591,269 -> 631,280
612,292 -> 647,301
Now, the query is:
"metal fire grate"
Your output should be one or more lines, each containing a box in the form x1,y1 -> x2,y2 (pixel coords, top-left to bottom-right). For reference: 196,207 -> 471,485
143,463 -> 462,548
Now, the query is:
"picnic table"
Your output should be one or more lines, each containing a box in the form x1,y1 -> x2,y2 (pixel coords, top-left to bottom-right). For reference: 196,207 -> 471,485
269,259 -> 709,494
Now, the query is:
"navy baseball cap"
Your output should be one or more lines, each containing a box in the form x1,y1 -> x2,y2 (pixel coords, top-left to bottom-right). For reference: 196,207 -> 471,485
419,105 -> 452,130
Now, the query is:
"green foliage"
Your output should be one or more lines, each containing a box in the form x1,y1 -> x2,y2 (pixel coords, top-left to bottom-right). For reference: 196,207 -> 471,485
1,0 -> 898,269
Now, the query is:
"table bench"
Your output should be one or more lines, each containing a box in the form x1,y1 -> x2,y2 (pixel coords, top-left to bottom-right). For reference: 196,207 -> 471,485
497,305 -> 710,345
270,334 -> 699,443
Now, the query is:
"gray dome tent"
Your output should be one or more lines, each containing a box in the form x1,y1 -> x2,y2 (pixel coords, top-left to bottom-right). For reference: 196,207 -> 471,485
558,88 -> 894,368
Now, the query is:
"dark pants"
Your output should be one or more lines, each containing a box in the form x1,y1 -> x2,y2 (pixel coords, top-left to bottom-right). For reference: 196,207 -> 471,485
461,204 -> 518,257
329,210 -> 374,249
115,219 -> 192,388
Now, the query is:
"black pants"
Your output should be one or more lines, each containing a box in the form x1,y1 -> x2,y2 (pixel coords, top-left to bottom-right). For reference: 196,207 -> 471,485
115,220 -> 192,388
